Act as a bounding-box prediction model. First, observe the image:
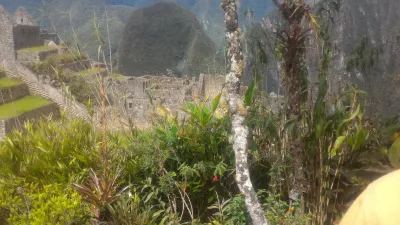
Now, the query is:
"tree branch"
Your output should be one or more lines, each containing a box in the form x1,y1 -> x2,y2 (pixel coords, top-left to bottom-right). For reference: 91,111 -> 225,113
221,1 -> 268,224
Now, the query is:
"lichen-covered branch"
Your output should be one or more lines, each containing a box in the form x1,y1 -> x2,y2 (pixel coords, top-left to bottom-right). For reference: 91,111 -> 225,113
221,1 -> 268,224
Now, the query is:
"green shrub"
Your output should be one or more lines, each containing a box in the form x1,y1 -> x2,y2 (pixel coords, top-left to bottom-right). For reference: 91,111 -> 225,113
0,117 -> 101,184
108,191 -> 157,225
108,130 -> 166,183
0,181 -> 90,225
149,95 -> 235,222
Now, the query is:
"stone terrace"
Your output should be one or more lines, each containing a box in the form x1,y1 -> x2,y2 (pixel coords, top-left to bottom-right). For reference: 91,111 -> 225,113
0,68 -> 60,141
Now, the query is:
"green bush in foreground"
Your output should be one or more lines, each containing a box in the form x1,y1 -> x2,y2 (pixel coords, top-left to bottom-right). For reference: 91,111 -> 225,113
0,116 -> 101,184
0,181 -> 90,225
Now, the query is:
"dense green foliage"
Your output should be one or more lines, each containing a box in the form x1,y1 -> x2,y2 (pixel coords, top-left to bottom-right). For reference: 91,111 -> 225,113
0,86 -> 391,224
1,1 -> 399,224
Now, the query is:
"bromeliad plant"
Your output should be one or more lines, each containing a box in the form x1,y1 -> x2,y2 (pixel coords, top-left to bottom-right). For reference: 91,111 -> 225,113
73,169 -> 129,221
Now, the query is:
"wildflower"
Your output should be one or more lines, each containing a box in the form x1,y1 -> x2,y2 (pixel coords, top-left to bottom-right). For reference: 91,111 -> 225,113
92,205 -> 100,218
213,175 -> 218,182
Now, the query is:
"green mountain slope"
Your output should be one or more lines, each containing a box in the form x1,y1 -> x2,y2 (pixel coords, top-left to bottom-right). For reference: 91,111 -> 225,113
116,2 -> 218,77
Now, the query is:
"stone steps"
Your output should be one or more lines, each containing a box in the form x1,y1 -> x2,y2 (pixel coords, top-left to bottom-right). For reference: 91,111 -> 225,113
0,75 -> 61,141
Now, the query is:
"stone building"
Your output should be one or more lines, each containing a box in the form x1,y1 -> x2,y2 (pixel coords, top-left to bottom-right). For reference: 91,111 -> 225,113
0,5 -> 59,61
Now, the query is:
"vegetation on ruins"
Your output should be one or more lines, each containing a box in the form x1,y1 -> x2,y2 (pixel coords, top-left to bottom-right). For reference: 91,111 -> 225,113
31,51 -> 88,75
29,51 -> 97,105
0,0 -> 400,225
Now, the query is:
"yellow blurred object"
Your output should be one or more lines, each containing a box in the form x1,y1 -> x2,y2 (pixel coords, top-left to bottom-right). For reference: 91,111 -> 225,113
339,169 -> 400,225
391,132 -> 400,142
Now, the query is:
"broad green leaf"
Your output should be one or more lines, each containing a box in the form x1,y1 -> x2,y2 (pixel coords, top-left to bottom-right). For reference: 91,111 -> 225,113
336,105 -> 360,137
388,137 -> 400,168
354,130 -> 367,150
244,80 -> 255,106
211,93 -> 222,113
330,136 -> 346,156
152,209 -> 165,219
144,192 -> 154,203
208,195 -> 215,204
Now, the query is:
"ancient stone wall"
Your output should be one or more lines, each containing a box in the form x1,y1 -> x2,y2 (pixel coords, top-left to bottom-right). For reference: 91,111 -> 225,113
203,74 -> 226,100
0,83 -> 30,105
0,6 -> 16,61
13,25 -> 43,50
123,77 -> 152,98
16,49 -> 58,62
0,25 -> 16,60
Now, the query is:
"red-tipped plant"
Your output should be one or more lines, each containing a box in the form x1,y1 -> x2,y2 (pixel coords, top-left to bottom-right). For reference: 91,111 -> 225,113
73,169 -> 129,221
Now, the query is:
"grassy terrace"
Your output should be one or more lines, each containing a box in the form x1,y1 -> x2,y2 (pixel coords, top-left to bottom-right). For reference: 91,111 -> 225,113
0,96 -> 52,119
74,68 -> 106,76
19,46 -> 56,52
0,78 -> 23,89
112,73 -> 127,79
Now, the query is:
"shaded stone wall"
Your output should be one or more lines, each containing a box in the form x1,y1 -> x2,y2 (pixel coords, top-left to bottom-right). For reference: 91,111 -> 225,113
40,30 -> 60,45
13,25 -> 43,50
0,83 -> 29,105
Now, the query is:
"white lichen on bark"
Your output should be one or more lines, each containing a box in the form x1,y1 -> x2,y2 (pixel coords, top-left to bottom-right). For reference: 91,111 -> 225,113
221,1 -> 268,224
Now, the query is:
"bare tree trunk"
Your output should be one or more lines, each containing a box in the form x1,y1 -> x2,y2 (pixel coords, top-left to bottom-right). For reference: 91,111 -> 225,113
221,1 -> 268,225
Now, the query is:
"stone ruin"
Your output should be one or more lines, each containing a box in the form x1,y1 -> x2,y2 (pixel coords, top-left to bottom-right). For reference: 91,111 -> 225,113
106,74 -> 229,127
0,5 -> 59,61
